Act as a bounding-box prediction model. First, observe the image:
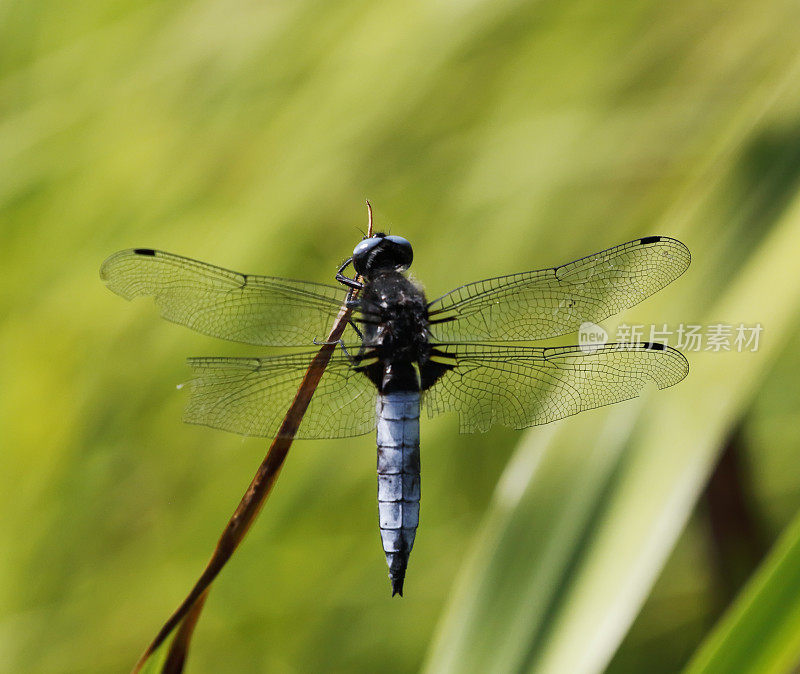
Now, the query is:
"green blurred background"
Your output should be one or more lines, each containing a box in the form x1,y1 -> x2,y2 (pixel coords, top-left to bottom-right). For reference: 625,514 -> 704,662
4,1 -> 800,672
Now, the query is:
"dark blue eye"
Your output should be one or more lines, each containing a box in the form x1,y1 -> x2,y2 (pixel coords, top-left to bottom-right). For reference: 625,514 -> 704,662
385,236 -> 413,265
352,234 -> 413,276
352,237 -> 383,274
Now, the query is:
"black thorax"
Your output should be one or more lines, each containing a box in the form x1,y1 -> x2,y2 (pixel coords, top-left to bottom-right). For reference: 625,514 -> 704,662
356,271 -> 455,394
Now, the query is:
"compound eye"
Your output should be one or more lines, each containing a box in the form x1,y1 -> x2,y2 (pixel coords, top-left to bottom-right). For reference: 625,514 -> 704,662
385,235 -> 413,271
351,233 -> 413,276
352,236 -> 383,275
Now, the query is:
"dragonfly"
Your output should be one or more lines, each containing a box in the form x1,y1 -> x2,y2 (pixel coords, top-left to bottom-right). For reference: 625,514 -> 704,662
100,232 -> 690,596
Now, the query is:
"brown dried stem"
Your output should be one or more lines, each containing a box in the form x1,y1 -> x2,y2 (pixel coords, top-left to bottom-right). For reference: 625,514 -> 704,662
132,205 -> 372,673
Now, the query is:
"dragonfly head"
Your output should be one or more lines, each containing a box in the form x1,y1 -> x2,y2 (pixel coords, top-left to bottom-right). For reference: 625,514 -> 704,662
352,233 -> 413,277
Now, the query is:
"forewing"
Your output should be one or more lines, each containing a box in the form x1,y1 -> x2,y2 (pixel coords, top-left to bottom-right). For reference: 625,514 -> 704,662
424,343 -> 688,433
184,351 -> 377,439
101,248 -> 353,346
427,237 -> 690,342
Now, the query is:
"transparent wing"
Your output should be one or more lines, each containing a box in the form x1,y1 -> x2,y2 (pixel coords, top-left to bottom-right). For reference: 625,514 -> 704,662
101,248 -> 354,346
183,351 -> 377,439
427,237 -> 690,342
424,342 -> 688,433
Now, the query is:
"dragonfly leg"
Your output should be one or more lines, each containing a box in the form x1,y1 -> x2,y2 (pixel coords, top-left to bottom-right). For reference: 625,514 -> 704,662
336,257 -> 363,291
313,336 -> 345,347
311,337 -> 359,364
337,341 -> 359,364
311,318 -> 364,348
348,319 -> 365,341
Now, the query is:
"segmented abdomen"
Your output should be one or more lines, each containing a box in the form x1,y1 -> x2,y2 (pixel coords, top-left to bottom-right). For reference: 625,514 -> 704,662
376,391 -> 420,597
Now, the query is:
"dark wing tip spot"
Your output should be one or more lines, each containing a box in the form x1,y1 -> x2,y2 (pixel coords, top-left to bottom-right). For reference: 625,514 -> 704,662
643,342 -> 666,351
639,236 -> 662,245
133,248 -> 156,256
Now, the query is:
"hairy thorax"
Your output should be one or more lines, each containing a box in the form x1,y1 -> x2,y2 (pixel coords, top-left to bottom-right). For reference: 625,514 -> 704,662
361,272 -> 429,357
359,272 -> 433,393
